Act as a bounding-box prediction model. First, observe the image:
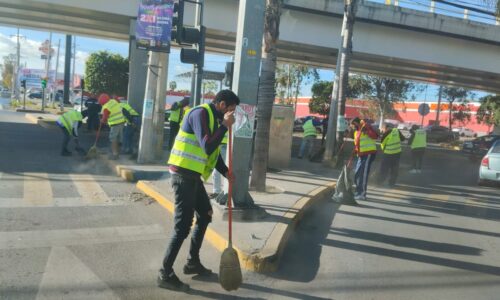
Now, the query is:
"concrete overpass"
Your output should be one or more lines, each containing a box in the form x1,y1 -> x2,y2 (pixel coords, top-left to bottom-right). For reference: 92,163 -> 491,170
0,0 -> 499,93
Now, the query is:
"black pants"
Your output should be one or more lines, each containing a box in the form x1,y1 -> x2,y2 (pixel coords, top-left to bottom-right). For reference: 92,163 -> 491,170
60,126 -> 71,154
162,173 -> 212,274
169,122 -> 180,150
87,114 -> 99,131
411,148 -> 425,170
378,153 -> 401,186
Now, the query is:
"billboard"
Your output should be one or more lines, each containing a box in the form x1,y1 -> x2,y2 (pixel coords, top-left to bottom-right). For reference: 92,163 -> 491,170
136,0 -> 174,52
18,69 -> 56,89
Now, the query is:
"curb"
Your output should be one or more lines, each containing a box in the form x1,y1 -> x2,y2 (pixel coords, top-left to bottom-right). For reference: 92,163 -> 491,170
136,180 -> 335,273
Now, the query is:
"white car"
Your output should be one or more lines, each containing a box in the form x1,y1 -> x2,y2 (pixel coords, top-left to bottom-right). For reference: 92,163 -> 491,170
397,122 -> 415,131
453,127 -> 476,137
478,140 -> 500,186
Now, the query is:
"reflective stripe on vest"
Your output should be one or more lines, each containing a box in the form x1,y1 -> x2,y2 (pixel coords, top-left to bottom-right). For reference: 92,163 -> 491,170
411,129 -> 427,149
382,128 -> 402,154
58,110 -> 82,134
169,108 -> 181,123
167,103 -> 220,181
303,120 -> 317,137
103,99 -> 126,126
354,130 -> 377,153
121,103 -> 139,116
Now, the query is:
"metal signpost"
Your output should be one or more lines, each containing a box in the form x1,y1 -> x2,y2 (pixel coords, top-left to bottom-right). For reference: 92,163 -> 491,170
418,103 -> 430,126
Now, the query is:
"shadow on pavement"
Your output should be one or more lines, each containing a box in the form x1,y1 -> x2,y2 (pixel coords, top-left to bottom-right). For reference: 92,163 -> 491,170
329,227 -> 483,255
358,203 -> 437,218
323,239 -> 500,277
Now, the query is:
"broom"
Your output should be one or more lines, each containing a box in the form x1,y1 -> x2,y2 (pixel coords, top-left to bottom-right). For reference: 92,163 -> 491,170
86,122 -> 102,159
219,126 -> 242,291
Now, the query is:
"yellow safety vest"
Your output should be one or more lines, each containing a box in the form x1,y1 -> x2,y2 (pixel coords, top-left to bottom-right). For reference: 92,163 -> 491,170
103,99 -> 126,126
168,103 -> 220,181
169,107 -> 181,123
354,130 -> 377,154
303,119 -> 317,137
382,128 -> 402,154
58,110 -> 82,135
411,129 -> 427,149
121,103 -> 139,116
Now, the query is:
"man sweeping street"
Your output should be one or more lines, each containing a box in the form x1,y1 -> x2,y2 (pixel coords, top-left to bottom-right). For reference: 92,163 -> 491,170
158,90 -> 240,292
351,117 -> 378,201
56,109 -> 87,156
98,93 -> 126,160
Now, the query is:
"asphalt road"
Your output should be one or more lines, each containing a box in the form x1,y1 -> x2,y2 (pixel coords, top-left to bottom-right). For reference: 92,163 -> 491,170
1,109 -> 499,299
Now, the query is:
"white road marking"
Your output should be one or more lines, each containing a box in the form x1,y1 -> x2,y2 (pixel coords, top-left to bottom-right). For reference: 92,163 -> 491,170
70,174 -> 110,204
23,172 -> 53,206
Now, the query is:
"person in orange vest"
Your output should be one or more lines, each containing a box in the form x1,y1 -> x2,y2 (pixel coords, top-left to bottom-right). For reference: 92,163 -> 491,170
98,93 -> 127,160
352,118 -> 379,200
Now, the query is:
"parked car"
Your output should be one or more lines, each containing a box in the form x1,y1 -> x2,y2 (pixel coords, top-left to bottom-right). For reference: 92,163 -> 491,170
72,96 -> 89,112
478,140 -> 500,186
28,92 -> 42,99
462,135 -> 500,159
452,127 -> 476,137
425,125 -> 458,143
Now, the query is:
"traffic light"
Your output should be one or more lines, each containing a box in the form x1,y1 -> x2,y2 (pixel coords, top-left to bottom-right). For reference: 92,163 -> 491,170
171,0 -> 185,44
223,62 -> 234,89
41,78 -> 47,89
179,26 -> 205,67
21,79 -> 26,89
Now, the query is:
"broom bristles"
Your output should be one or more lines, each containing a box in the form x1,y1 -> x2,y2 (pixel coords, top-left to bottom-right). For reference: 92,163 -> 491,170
219,246 -> 242,291
86,146 -> 98,159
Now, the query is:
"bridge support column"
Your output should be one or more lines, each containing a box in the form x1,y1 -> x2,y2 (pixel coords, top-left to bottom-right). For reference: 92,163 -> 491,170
127,20 -> 148,114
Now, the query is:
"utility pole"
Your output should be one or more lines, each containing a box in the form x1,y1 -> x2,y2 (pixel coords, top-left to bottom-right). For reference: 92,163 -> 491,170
189,0 -> 204,106
63,35 -> 72,109
435,85 -> 442,125
11,27 -> 21,100
54,39 -> 61,110
43,32 -> 52,110
72,37 -> 76,89
138,52 -> 169,163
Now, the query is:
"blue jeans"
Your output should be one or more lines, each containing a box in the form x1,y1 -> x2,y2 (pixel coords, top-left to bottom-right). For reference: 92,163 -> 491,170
122,117 -> 140,153
162,174 -> 212,273
299,135 -> 315,158
212,145 -> 227,194
354,154 -> 376,197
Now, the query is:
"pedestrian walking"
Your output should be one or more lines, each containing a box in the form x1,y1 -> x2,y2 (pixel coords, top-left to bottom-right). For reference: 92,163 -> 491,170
158,90 -> 239,292
352,118 -> 379,200
121,101 -> 141,155
56,109 -> 87,156
209,132 -> 228,199
168,97 -> 190,150
408,124 -> 427,174
378,123 -> 406,187
298,116 -> 317,160
84,97 -> 101,131
98,93 -> 126,160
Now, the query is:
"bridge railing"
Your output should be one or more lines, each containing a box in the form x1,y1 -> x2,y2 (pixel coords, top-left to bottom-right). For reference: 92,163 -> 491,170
368,0 -> 499,25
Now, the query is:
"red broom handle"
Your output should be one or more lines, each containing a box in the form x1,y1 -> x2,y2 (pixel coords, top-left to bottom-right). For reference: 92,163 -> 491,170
227,126 -> 233,244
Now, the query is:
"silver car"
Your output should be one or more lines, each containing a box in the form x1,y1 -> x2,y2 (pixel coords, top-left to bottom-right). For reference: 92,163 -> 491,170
478,140 -> 500,186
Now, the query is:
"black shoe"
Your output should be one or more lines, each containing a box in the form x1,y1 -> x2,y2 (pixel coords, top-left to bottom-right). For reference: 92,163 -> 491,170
183,261 -> 212,276
157,270 -> 189,292
208,193 -> 219,199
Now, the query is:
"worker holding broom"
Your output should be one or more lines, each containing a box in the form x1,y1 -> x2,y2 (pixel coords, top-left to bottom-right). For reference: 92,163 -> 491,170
158,90 -> 240,292
98,93 -> 126,160
56,109 -> 87,156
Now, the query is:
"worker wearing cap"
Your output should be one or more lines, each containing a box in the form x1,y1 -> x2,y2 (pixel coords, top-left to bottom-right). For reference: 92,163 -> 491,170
98,93 -> 126,160
408,124 -> 427,174
121,101 -> 141,155
378,123 -> 406,187
56,109 -> 87,156
352,117 -> 379,200
168,97 -> 190,150
158,90 -> 239,292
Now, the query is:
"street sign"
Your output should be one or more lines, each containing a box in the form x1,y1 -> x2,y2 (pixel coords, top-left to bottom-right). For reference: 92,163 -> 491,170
418,103 -> 430,116
136,0 -> 174,53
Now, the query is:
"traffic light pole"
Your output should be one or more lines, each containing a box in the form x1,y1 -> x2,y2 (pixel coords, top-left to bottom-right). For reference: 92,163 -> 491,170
191,0 -> 204,106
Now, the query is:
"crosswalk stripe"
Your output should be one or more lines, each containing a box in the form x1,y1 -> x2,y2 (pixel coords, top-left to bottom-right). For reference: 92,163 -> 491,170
430,194 -> 450,202
70,174 -> 110,204
23,172 -> 53,206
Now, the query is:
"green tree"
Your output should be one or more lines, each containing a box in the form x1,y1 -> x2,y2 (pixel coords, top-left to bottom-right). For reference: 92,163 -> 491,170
275,63 -> 318,110
85,51 -> 129,96
251,0 -> 282,192
350,75 -> 417,128
0,54 -> 16,89
202,80 -> 218,96
477,94 -> 500,133
441,87 -> 471,130
309,79 -> 365,116
169,81 -> 177,91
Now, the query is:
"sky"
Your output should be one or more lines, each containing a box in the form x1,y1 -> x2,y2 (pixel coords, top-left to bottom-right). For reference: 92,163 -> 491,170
0,0 -> 495,100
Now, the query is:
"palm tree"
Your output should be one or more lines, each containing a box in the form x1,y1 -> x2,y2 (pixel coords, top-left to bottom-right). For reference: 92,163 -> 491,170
250,0 -> 282,192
